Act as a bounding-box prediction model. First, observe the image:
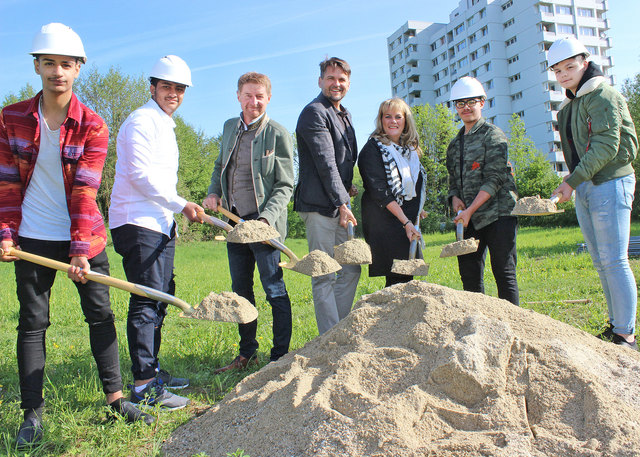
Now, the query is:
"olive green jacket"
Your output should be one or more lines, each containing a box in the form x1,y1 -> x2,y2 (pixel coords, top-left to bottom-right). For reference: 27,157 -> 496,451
446,117 -> 518,230
207,115 -> 294,240
558,76 -> 637,189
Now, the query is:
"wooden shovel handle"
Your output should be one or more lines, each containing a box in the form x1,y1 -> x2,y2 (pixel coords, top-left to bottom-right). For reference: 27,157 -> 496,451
0,247 -> 194,315
217,206 -> 241,223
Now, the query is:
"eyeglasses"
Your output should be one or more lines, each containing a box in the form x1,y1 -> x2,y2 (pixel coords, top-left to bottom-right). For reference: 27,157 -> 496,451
454,99 -> 481,109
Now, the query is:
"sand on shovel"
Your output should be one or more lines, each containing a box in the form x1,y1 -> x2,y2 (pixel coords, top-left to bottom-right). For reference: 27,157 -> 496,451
226,220 -> 280,243
333,239 -> 372,265
164,281 -> 640,457
288,249 -> 341,277
183,291 -> 258,323
391,258 -> 429,276
511,195 -> 563,216
440,237 -> 479,258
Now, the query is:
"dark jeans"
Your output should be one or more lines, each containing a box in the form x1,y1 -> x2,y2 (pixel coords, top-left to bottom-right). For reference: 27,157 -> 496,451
111,224 -> 175,381
227,238 -> 292,362
15,238 -> 122,410
457,216 -> 520,306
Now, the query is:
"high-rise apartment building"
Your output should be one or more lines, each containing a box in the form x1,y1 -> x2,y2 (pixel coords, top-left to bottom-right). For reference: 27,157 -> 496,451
388,0 -> 613,173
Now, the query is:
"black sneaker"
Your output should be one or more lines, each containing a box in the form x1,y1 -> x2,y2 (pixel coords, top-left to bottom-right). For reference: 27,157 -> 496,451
157,369 -> 189,389
130,379 -> 190,411
16,417 -> 43,448
596,322 -> 614,341
611,333 -> 639,351
108,398 -> 155,425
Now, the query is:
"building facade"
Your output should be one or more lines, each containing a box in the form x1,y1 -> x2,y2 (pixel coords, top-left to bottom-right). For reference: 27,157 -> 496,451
388,0 -> 613,173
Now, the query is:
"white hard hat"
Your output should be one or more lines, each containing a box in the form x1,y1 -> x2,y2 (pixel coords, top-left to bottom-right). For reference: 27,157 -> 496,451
450,76 -> 486,101
547,36 -> 590,67
149,55 -> 193,87
30,23 -> 87,63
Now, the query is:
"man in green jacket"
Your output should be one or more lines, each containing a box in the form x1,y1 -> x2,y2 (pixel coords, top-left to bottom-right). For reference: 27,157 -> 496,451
203,72 -> 295,369
446,77 -> 519,305
550,36 -> 638,350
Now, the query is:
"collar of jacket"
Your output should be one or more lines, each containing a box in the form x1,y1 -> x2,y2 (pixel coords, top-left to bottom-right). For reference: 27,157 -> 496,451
559,76 -> 607,110
457,116 -> 487,137
317,92 -> 349,115
235,113 -> 269,136
26,90 -> 82,127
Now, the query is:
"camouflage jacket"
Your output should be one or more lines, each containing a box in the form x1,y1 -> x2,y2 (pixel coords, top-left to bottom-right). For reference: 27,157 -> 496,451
446,117 -> 517,230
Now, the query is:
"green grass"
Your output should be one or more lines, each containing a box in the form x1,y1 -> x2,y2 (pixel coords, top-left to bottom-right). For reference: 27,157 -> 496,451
0,224 -> 639,456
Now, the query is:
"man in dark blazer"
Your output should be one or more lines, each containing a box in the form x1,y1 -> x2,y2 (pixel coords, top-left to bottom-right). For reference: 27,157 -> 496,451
294,57 -> 361,335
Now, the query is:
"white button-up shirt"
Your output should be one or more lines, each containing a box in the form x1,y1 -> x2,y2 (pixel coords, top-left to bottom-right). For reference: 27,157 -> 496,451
109,99 -> 186,236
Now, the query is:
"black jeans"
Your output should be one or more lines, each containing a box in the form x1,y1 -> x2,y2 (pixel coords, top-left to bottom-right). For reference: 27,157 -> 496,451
457,216 -> 520,306
15,238 -> 122,410
227,235 -> 292,362
111,224 -> 175,381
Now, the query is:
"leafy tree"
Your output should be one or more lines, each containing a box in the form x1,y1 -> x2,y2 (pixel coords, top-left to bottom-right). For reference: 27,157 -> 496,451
74,65 -> 149,218
1,83 -> 37,109
621,73 -> 640,217
411,103 -> 458,231
507,113 -> 560,198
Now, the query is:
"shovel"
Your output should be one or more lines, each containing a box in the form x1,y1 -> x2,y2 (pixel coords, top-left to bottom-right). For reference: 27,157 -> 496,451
204,209 -> 341,277
391,225 -> 429,277
511,195 -> 564,216
439,211 -> 479,258
333,221 -> 372,265
0,247 -> 257,323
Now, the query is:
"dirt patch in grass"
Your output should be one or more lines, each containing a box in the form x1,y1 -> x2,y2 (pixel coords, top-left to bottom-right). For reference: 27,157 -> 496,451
165,281 -> 640,457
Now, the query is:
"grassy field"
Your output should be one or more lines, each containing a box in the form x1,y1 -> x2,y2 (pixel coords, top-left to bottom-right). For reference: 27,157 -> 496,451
0,224 -> 639,456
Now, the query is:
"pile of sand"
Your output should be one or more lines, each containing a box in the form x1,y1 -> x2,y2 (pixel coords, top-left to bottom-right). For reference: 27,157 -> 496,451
512,196 -> 561,215
226,220 -> 280,243
440,238 -> 480,258
391,258 -> 429,276
186,291 -> 258,323
333,239 -> 372,265
290,250 -> 341,277
165,281 -> 640,457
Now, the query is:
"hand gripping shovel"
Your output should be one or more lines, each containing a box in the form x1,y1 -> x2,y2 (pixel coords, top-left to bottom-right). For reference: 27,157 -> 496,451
0,247 -> 257,324
511,195 -> 564,216
333,221 -> 372,265
439,211 -> 479,258
203,209 -> 341,277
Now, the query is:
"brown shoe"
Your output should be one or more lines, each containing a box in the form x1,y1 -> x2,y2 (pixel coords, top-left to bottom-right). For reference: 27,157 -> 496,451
214,354 -> 258,374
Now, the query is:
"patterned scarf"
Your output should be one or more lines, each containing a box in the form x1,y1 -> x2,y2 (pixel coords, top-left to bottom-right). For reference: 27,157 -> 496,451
376,140 -> 425,206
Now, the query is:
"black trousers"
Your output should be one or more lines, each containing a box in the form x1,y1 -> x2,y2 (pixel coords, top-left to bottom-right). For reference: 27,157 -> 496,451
15,238 -> 122,410
457,216 -> 520,306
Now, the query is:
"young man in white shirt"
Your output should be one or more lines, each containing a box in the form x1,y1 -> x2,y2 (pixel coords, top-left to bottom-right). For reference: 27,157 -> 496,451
109,55 -> 203,410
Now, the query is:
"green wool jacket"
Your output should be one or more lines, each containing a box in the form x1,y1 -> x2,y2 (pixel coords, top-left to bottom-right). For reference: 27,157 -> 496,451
446,117 -> 518,230
558,76 -> 637,189
207,114 -> 294,240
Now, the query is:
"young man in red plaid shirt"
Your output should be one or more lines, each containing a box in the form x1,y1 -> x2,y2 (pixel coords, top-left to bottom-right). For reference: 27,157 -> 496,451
0,23 -> 152,448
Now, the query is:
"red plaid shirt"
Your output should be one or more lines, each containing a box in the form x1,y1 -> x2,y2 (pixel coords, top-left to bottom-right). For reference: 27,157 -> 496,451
0,91 -> 108,258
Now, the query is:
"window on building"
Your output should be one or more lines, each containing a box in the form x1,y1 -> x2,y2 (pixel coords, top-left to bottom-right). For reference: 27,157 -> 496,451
468,15 -> 477,27
509,73 -> 521,82
586,46 -> 598,55
469,33 -> 477,44
578,8 -> 594,17
434,73 -> 440,82
432,58 -> 438,66
504,18 -> 515,29
482,43 -> 491,54
489,98 -> 495,108
481,26 -> 488,36
399,66 -> 404,74
539,3 -> 553,14
393,86 -> 398,95
431,42 -> 437,51
502,0 -> 513,11
507,55 -> 519,64
471,50 -> 478,61
392,71 -> 397,80
471,68 -> 478,77
455,23 -> 465,35
511,92 -> 523,101
515,111 -> 524,117
485,62 -> 492,72
471,0 -> 480,5
435,88 -> 442,97
479,8 -> 486,18
555,5 -> 572,15
488,116 -> 496,123
540,61 -> 548,72
505,36 -> 517,46
580,27 -> 596,37
485,79 -> 494,90
457,41 -> 466,51
443,67 -> 448,76
557,24 -> 574,34
459,57 -> 468,68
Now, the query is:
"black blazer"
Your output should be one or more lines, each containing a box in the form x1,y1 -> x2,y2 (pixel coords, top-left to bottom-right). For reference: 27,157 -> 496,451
294,93 -> 357,217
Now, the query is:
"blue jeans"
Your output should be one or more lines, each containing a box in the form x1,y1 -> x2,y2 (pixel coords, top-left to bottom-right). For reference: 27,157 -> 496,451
575,175 -> 637,335
111,224 -> 175,380
227,240 -> 292,361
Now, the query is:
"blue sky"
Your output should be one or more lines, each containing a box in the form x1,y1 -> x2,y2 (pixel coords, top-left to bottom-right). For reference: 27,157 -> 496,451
1,0 -> 637,147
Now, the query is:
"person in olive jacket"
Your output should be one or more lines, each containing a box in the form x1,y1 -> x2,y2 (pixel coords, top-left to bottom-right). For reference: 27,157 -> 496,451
550,37 -> 638,350
204,72 -> 294,370
445,77 -> 519,305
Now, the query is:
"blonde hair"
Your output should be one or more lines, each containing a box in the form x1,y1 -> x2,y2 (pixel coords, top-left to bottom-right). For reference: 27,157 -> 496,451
371,98 -> 422,156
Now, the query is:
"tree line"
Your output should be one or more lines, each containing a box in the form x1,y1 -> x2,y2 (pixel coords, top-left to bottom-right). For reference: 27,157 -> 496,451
5,67 -> 639,239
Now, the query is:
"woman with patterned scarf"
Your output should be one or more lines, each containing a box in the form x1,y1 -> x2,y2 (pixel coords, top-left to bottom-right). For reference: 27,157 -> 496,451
358,98 -> 427,287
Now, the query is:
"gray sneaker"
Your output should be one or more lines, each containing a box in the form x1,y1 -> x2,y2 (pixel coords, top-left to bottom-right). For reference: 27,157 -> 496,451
157,369 -> 189,389
129,379 -> 190,411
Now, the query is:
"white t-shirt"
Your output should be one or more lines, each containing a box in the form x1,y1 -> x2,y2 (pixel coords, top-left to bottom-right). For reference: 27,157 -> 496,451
19,103 -> 71,240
